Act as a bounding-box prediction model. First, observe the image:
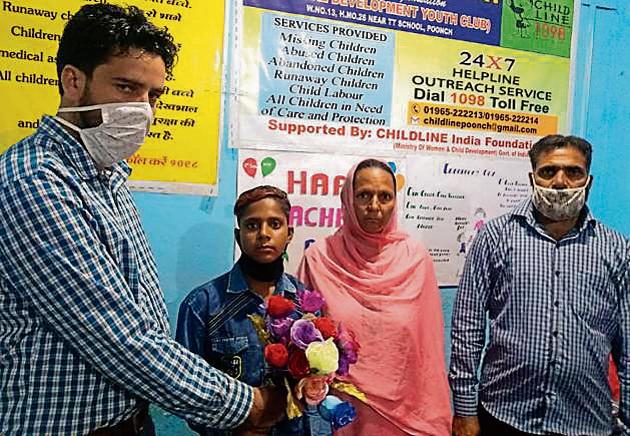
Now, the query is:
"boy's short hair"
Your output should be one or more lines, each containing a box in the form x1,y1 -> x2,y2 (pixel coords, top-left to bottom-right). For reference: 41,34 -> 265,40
234,186 -> 291,223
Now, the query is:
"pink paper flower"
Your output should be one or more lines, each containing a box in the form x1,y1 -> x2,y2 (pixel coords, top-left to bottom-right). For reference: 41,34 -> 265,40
296,375 -> 331,405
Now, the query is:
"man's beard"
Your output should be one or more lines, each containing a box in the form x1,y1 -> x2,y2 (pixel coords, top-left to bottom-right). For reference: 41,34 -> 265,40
76,84 -> 103,129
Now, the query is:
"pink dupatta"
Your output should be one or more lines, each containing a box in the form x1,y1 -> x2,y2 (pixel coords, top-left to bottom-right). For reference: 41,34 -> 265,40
297,162 -> 451,435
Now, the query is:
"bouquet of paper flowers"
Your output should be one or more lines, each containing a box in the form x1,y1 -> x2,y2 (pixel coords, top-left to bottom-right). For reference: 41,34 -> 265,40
248,289 -> 366,431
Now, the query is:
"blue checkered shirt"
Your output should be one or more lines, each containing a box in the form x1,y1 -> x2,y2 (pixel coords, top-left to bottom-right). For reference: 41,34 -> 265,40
449,199 -> 630,435
0,117 -> 253,435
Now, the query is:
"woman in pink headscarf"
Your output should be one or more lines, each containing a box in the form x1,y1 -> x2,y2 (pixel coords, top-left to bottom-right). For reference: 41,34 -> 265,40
297,159 -> 451,435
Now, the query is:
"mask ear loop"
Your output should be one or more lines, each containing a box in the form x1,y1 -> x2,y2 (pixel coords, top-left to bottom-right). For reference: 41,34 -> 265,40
57,102 -> 151,113
563,184 -> 587,207
53,116 -> 81,133
57,104 -> 105,113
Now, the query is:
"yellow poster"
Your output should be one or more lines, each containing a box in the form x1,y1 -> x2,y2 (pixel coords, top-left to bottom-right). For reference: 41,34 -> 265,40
0,0 -> 224,195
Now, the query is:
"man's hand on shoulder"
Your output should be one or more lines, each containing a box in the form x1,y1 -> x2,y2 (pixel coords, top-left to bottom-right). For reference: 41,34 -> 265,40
234,386 -> 287,435
452,415 -> 480,436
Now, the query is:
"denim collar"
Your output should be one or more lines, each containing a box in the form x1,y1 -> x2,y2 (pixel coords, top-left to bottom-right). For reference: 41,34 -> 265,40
226,263 -> 297,296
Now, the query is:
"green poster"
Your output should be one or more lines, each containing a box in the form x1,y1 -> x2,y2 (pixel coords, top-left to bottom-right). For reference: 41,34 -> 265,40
501,0 -> 573,57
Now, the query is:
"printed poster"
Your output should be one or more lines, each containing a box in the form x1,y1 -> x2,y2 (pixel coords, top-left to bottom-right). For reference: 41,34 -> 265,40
230,0 -> 573,283
244,0 -> 573,57
237,150 -> 533,285
236,150 -> 406,274
500,0 -> 573,57
402,155 -> 531,285
0,0 -> 225,195
231,0 -> 572,157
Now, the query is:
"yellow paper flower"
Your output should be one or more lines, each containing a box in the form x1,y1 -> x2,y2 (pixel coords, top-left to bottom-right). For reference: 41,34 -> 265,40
305,338 -> 339,375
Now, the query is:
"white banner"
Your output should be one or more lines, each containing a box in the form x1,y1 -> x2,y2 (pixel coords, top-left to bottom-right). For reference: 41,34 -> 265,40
237,150 -> 406,274
402,155 -> 531,285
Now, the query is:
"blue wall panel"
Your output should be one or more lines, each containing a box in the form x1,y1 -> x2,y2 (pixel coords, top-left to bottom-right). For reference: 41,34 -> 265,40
574,3 -> 630,235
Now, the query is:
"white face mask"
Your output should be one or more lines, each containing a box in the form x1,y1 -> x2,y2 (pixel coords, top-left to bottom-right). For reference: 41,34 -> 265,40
55,102 -> 153,168
531,179 -> 589,221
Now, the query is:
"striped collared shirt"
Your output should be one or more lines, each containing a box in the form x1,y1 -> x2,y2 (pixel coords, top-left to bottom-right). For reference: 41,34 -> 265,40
0,117 -> 252,435
449,199 -> 630,435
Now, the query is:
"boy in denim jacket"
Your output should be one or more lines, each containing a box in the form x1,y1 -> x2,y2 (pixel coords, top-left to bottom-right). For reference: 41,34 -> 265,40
176,186 -> 332,436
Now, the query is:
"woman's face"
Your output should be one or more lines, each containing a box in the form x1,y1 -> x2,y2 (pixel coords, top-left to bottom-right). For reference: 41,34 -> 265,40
237,197 -> 293,263
352,167 -> 396,233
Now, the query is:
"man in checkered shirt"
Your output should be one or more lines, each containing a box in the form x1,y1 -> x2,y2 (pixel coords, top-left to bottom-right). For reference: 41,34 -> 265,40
0,4 -> 284,435
450,135 -> 630,436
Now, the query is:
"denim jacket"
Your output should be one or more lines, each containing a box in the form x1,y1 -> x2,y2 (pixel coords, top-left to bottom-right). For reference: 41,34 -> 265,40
176,264 -> 332,436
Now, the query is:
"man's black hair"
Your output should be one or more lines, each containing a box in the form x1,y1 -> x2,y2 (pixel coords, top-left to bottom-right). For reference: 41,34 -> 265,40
56,4 -> 178,95
528,135 -> 593,171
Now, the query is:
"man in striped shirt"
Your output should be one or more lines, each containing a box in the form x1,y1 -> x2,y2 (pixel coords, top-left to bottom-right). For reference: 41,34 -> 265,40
0,4 -> 284,435
450,135 -> 630,435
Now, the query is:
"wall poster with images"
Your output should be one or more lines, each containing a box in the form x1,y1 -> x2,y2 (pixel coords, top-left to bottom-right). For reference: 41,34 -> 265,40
230,0 -> 574,284
0,0 -> 226,195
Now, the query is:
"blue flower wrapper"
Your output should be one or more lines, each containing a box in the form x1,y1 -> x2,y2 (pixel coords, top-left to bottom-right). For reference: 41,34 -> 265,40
318,395 -> 357,429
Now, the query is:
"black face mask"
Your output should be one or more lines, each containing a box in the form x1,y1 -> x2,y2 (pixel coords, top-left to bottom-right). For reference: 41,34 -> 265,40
237,253 -> 284,283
